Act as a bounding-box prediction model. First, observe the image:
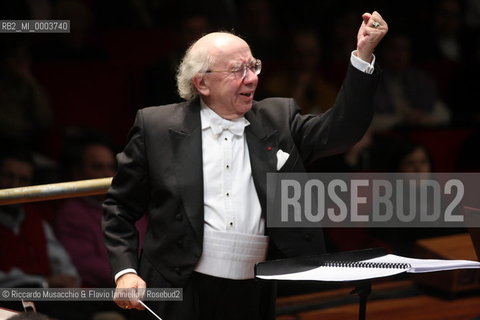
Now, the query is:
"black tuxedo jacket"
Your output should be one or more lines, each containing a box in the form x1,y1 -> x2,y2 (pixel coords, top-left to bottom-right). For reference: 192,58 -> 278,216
103,64 -> 378,288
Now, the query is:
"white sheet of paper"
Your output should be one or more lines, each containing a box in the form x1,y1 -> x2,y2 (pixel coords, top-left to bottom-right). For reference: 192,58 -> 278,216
368,254 -> 480,273
257,266 -> 406,281
256,254 -> 480,282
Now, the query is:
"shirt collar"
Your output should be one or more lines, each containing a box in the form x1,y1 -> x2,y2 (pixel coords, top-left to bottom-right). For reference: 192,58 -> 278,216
200,99 -> 250,136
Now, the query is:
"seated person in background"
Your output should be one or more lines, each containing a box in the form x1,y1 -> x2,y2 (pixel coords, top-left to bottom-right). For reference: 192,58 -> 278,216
374,137 -> 463,255
261,28 -> 337,114
0,148 -> 78,288
54,139 -> 147,288
371,33 -> 450,131
385,138 -> 433,173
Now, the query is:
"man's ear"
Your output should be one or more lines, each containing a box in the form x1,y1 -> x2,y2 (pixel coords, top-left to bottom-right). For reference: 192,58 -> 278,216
192,74 -> 210,96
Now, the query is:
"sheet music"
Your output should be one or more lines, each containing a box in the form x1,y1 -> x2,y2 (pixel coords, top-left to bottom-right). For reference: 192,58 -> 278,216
256,254 -> 480,282
257,265 -> 407,281
368,254 -> 480,273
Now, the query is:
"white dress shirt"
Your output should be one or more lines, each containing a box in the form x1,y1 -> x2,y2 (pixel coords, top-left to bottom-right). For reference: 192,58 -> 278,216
192,102 -> 269,279
199,102 -> 264,235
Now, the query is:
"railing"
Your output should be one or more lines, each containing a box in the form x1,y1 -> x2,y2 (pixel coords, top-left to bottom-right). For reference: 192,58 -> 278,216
0,177 -> 112,206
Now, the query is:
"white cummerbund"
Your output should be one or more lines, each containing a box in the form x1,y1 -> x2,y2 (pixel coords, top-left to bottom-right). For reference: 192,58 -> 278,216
194,229 -> 269,279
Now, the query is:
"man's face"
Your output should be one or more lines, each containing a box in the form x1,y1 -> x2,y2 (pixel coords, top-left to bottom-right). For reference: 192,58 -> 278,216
77,145 -> 115,180
0,158 -> 33,189
200,38 -> 259,119
399,147 -> 431,173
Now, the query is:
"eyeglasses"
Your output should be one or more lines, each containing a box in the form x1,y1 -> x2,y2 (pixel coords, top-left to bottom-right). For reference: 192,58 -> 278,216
205,59 -> 262,80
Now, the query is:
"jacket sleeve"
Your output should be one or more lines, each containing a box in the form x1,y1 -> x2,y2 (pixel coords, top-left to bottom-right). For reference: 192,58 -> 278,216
290,63 -> 379,166
102,110 -> 150,276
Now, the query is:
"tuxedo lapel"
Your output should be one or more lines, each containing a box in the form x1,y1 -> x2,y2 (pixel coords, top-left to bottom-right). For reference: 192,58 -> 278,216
169,101 -> 204,243
245,108 -> 278,212
168,101 -> 280,239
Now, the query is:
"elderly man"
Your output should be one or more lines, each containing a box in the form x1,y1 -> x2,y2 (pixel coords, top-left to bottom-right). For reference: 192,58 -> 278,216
103,11 -> 388,320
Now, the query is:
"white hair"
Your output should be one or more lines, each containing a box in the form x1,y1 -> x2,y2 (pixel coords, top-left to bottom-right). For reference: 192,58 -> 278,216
176,45 -> 212,101
177,31 -> 244,101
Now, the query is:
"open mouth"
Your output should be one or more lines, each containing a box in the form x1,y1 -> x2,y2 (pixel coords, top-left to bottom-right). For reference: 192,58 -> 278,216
240,92 -> 252,97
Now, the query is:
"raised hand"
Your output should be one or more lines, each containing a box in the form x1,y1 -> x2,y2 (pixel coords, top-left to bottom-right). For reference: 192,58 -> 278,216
356,11 -> 388,62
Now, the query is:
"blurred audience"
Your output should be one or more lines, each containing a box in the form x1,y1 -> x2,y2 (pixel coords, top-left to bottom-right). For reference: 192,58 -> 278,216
373,137 -> 464,255
384,138 -> 433,173
237,0 -> 283,61
413,0 -> 476,109
0,2 -> 474,177
0,147 -> 78,289
0,37 -> 52,149
372,33 -> 450,131
307,127 -> 405,173
53,134 -> 132,320
260,28 -> 337,114
144,12 -> 212,106
415,0 -> 469,64
54,139 -> 116,288
54,133 -> 147,288
312,129 -> 396,254
34,0 -> 107,61
324,9 -> 361,88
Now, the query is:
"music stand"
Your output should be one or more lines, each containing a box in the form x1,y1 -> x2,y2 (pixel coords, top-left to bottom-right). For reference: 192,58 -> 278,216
351,281 -> 372,320
256,248 -> 387,320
